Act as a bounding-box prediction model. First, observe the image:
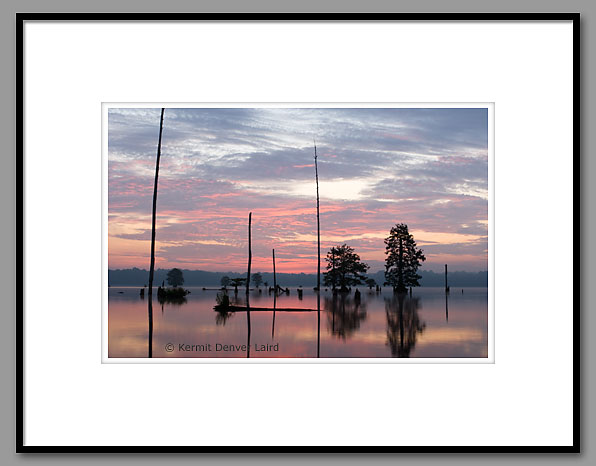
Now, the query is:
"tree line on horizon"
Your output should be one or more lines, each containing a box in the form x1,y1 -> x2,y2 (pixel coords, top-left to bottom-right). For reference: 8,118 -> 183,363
108,268 -> 488,288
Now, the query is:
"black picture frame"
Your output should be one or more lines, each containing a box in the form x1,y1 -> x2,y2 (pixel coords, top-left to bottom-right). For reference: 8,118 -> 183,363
16,12 -> 580,453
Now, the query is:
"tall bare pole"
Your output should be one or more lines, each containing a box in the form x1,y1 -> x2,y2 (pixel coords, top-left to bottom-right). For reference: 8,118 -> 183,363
445,264 -> 448,293
148,108 -> 165,296
272,249 -> 277,292
315,140 -> 322,356
314,139 -> 321,292
246,212 -> 252,295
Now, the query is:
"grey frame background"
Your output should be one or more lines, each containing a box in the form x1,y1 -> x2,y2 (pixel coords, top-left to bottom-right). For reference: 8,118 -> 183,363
3,0 -> 590,464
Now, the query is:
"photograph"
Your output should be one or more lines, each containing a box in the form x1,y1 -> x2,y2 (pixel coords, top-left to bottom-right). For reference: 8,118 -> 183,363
106,105 -> 490,359
18,11 -> 578,453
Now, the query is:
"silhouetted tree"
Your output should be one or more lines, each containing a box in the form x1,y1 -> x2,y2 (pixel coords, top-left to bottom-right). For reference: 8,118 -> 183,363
220,276 -> 231,289
252,272 -> 263,288
323,244 -> 369,291
230,277 -> 246,292
365,278 -> 377,290
384,223 -> 426,294
166,268 -> 184,287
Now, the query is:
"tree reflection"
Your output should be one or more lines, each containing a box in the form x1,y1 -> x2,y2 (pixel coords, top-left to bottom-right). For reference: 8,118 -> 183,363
215,308 -> 234,326
214,291 -> 234,326
385,294 -> 425,357
324,293 -> 367,340
157,294 -> 187,306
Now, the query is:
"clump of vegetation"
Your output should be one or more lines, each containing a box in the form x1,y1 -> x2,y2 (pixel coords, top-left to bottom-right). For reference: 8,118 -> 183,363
215,292 -> 233,326
214,290 -> 230,310
157,286 -> 189,303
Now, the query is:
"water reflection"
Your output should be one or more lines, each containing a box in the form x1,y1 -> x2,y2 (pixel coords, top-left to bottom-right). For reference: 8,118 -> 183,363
271,293 -> 277,338
324,293 -> 368,340
385,294 -> 425,358
215,291 -> 234,326
215,307 -> 234,326
317,292 -> 321,358
158,294 -> 187,306
445,293 -> 449,322
108,286 -> 488,358
246,294 -> 251,359
147,294 -> 153,358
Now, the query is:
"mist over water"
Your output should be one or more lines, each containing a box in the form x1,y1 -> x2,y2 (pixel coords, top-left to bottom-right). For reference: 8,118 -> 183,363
108,286 -> 488,359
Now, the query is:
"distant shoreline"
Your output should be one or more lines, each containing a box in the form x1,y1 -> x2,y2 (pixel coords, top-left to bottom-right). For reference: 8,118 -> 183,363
108,268 -> 489,288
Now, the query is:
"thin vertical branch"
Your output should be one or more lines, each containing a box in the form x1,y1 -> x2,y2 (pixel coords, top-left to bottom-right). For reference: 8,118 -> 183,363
314,140 -> 321,292
246,212 -> 252,295
148,108 -> 165,296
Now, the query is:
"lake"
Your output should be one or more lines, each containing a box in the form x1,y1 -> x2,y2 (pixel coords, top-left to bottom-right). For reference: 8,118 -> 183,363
108,286 -> 488,359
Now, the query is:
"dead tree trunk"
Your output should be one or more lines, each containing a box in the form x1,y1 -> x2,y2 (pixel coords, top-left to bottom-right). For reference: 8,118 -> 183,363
445,264 -> 449,294
148,108 -> 165,296
314,140 -> 321,292
246,212 -> 252,295
272,248 -> 277,292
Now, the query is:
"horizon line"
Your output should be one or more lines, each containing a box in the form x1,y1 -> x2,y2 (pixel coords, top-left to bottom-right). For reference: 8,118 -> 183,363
108,267 -> 488,274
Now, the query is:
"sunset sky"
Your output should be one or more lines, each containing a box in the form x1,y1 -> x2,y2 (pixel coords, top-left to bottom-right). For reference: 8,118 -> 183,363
108,107 -> 488,274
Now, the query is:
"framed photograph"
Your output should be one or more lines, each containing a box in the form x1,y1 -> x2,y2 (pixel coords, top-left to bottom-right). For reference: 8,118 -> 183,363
19,13 -> 579,452
104,102 -> 492,362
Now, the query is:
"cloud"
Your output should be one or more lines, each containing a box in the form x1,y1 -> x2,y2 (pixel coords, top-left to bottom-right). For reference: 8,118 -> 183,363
108,107 -> 489,272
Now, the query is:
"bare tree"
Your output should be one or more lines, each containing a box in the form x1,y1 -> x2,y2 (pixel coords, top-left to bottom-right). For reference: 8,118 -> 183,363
314,140 -> 321,292
148,108 -> 165,296
272,248 -> 277,291
246,212 -> 252,295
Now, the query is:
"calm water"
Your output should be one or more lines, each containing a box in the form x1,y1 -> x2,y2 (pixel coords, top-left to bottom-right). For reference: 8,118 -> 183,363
108,287 -> 488,358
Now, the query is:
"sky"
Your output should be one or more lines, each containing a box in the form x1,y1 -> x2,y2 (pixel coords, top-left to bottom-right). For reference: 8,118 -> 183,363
108,107 -> 488,274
